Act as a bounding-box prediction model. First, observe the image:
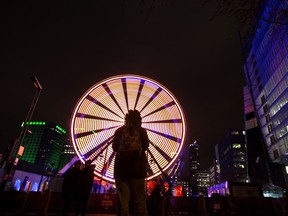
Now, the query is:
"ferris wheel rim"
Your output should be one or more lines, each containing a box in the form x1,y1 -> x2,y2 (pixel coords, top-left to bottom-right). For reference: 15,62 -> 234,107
70,74 -> 186,183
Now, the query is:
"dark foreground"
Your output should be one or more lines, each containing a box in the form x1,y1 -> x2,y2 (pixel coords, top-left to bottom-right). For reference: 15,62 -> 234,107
0,190 -> 287,216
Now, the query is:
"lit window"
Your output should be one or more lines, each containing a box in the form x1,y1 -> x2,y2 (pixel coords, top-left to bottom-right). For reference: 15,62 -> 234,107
232,144 -> 241,148
14,179 -> 21,191
234,163 -> 245,168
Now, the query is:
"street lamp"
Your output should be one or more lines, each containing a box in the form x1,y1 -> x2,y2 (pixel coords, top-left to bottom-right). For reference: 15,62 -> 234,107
17,76 -> 42,154
4,76 -> 42,191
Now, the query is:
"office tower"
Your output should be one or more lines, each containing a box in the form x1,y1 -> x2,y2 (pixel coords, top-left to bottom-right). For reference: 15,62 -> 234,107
18,121 -> 68,170
243,86 -> 270,185
243,0 -> 288,186
209,159 -> 220,186
189,141 -> 200,195
189,141 -> 200,177
195,170 -> 210,195
57,138 -> 75,171
216,128 -> 248,183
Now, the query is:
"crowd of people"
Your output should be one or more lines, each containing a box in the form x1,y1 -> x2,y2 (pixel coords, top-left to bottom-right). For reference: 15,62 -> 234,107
61,159 -> 95,216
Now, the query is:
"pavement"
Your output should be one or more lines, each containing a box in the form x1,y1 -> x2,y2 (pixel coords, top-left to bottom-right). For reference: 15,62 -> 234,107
2,213 -> 116,216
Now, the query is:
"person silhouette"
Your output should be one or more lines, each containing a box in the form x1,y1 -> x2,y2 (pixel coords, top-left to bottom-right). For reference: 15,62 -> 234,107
76,159 -> 95,216
148,182 -> 164,216
112,110 -> 149,216
62,160 -> 81,216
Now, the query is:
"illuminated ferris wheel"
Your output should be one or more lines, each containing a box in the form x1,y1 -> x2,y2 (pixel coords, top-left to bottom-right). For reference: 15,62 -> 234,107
70,74 -> 186,183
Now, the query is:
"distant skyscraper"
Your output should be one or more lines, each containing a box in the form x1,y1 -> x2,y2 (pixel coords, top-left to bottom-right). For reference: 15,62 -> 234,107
18,121 -> 68,170
57,137 -> 75,171
189,141 -> 200,177
216,128 -> 248,183
195,170 -> 210,195
189,141 -> 200,195
209,159 -> 220,186
243,0 -> 288,186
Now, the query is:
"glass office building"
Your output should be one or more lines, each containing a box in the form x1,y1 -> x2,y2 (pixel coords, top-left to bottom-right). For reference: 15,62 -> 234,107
18,121 -> 69,170
215,128 -> 248,183
243,0 -> 288,185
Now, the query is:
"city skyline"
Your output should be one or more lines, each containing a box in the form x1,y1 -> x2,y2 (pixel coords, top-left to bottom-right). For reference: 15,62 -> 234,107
0,1 -> 245,169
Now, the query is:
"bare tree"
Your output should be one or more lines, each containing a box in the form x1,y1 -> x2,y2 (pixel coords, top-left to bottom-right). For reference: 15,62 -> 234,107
203,0 -> 288,27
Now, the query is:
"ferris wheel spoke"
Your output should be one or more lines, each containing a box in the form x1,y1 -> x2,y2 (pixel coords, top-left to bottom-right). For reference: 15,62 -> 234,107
76,112 -> 122,123
142,101 -> 176,118
139,87 -> 162,113
144,119 -> 182,124
84,138 -> 113,159
121,78 -> 145,111
147,149 -> 163,173
89,147 -> 110,164
101,153 -> 115,176
75,126 -> 119,139
146,128 -> 181,143
147,161 -> 156,175
149,140 -> 172,162
86,95 -> 123,119
133,79 -> 145,110
121,78 -> 129,111
102,83 -> 126,115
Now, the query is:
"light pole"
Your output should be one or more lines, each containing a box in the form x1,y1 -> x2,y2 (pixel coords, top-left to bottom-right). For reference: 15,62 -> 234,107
4,76 -> 42,191
17,77 -> 42,155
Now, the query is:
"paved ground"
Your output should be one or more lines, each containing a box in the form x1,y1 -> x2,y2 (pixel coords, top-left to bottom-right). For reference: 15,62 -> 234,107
2,213 -> 116,216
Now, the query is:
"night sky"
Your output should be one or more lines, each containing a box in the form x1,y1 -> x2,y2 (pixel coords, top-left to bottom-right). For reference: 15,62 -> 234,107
0,1 -> 245,169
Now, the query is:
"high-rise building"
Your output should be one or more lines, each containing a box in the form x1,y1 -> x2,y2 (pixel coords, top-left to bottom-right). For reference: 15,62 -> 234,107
215,128 -> 248,183
57,138 -> 75,171
17,121 -> 69,171
242,0 -> 288,186
189,141 -> 200,195
189,141 -> 200,177
209,158 -> 220,186
195,170 -> 210,196
243,86 -> 270,185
